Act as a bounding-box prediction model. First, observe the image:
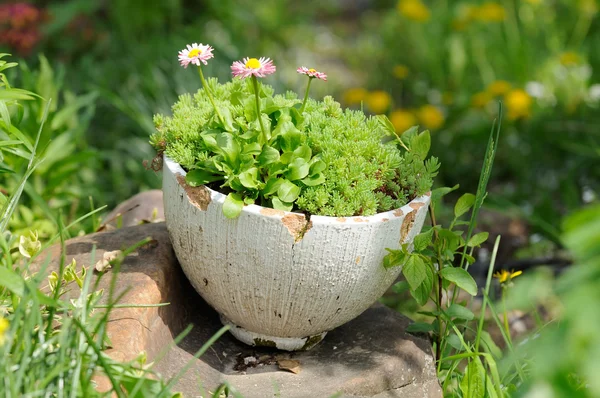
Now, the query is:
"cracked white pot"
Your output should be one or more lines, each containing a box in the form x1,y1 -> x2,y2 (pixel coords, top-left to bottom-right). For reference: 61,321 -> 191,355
163,156 -> 430,351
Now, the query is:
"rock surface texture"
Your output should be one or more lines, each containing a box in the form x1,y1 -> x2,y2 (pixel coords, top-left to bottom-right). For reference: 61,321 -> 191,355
36,222 -> 441,398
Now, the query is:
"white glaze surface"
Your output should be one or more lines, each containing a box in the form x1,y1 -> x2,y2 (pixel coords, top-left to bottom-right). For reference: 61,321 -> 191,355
163,157 -> 430,339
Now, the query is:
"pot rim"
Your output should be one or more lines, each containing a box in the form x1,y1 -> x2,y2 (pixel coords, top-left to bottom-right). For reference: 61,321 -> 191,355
164,156 -> 431,225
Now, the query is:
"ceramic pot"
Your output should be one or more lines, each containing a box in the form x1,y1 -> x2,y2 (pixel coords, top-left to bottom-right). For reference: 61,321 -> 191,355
163,156 -> 430,350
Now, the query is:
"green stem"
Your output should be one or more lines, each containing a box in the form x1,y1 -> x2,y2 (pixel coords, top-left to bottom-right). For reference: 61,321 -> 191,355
197,66 -> 225,126
300,77 -> 313,113
502,288 -> 511,341
252,76 -> 268,143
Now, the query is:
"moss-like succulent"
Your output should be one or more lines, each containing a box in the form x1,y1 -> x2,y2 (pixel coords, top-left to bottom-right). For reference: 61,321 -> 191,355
151,78 -> 438,218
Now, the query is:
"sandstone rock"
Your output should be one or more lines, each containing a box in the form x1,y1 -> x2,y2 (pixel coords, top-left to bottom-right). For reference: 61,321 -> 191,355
99,190 -> 164,229
37,223 -> 441,398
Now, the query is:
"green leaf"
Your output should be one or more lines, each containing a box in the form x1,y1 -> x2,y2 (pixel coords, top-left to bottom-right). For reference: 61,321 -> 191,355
402,255 -> 426,290
309,159 -> 326,174
285,157 -> 310,181
454,193 -> 476,218
238,167 -> 260,189
410,130 -> 431,160
186,169 -> 222,186
391,281 -> 410,294
446,334 -> 463,350
216,132 -> 241,166
301,173 -> 325,187
411,261 -> 434,306
406,322 -> 434,333
431,184 -> 459,205
218,106 -> 236,132
277,180 -> 300,203
223,193 -> 244,219
375,114 -> 396,135
440,267 -> 478,296
414,228 -> 434,251
241,142 -> 262,155
257,146 -> 280,165
272,196 -> 293,211
446,303 -> 475,320
293,144 -> 312,162
459,358 -> 486,398
468,232 -> 489,247
383,248 -> 408,269
262,177 -> 283,196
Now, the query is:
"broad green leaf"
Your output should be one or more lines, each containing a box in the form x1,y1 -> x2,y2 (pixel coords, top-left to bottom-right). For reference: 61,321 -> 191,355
440,267 -> 478,296
218,106 -> 236,132
446,303 -> 475,320
383,248 -> 408,269
186,169 -> 222,186
413,228 -> 434,251
454,193 -> 476,218
271,196 -> 293,211
459,358 -> 486,398
402,255 -> 426,290
285,157 -> 310,181
309,159 -> 326,174
431,184 -> 459,205
277,180 -> 300,203
262,177 -> 283,196
238,167 -> 260,189
410,130 -> 431,160
406,322 -> 434,333
223,193 -> 244,219
293,144 -> 312,162
0,88 -> 36,101
257,146 -> 280,165
391,281 -> 410,294
411,261 -> 434,306
446,334 -> 463,350
300,173 -> 325,187
277,125 -> 304,152
216,132 -> 241,166
468,232 -> 489,247
479,331 -> 502,359
241,142 -> 262,155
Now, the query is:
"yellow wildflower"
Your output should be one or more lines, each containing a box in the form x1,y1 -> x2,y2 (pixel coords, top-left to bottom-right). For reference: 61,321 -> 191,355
343,88 -> 368,105
504,89 -> 533,120
471,91 -> 492,109
397,0 -> 431,22
475,2 -> 506,22
0,316 -> 8,346
390,109 -> 417,134
487,80 -> 512,96
365,90 -> 392,114
493,269 -> 523,284
393,64 -> 410,80
560,52 -> 582,66
417,105 -> 444,129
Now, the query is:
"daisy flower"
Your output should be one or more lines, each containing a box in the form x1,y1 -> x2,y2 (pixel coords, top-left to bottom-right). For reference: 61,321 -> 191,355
178,43 -> 214,68
297,66 -> 327,81
231,57 -> 276,79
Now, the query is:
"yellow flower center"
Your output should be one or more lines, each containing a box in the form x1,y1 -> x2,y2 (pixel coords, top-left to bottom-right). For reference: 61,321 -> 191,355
188,48 -> 202,58
245,58 -> 261,69
308,68 -> 317,73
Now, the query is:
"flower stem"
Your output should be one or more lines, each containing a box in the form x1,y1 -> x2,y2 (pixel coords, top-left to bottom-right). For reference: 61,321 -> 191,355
252,76 -> 267,143
197,66 -> 225,127
502,288 -> 511,339
300,77 -> 313,113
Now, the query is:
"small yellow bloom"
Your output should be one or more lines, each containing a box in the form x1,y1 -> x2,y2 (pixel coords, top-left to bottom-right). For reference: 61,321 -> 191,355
504,89 -> 533,120
493,269 -> 523,284
343,88 -> 368,105
579,0 -> 598,16
474,2 -> 506,22
487,80 -> 512,96
365,90 -> 392,114
417,105 -> 444,129
393,64 -> 410,80
559,52 -> 582,66
471,92 -> 492,109
390,109 -> 417,134
0,317 -> 8,346
397,0 -> 431,22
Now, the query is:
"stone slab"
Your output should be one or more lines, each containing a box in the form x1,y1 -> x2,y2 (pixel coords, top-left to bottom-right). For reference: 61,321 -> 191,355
35,223 -> 441,398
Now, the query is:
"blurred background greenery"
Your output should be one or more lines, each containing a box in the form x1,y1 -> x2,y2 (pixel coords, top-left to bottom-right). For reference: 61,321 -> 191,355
1,0 -> 599,396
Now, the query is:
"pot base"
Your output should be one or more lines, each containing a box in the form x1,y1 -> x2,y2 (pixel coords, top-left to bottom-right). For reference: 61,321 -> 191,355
220,315 -> 327,351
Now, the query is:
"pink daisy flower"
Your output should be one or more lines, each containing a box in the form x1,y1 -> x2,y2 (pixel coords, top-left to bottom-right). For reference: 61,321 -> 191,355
178,43 -> 214,68
297,66 -> 327,81
231,57 -> 276,79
